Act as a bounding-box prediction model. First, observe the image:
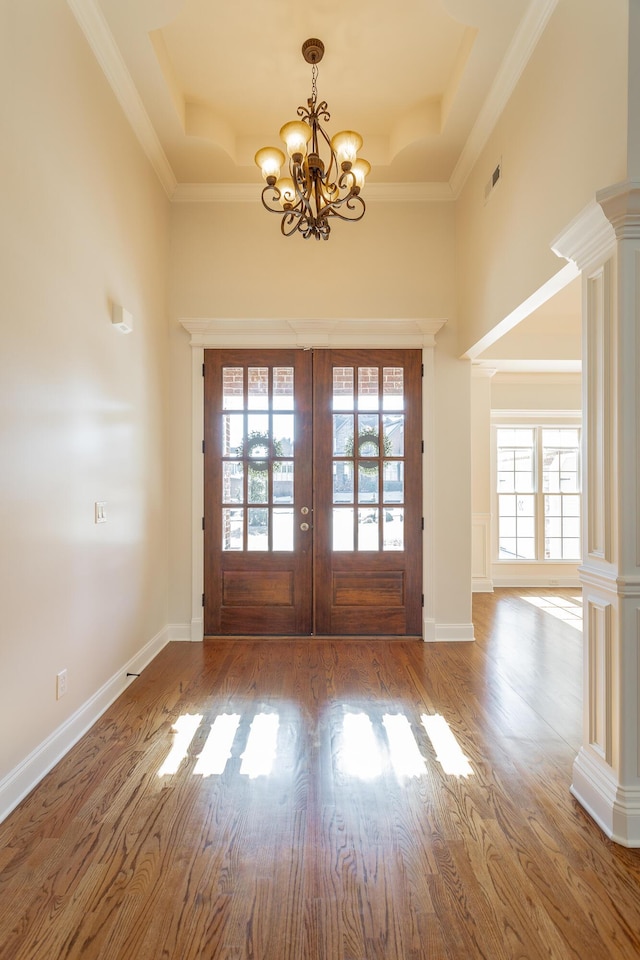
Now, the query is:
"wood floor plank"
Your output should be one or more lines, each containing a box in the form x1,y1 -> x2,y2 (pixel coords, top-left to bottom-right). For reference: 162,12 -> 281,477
3,590 -> 640,959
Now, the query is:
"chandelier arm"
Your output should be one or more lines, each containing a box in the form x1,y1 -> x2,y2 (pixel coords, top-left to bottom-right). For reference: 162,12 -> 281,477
260,185 -> 287,214
324,195 -> 366,223
281,210 -> 304,237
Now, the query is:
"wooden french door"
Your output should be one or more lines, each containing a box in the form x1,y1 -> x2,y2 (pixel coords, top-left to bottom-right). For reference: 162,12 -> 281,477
204,348 -> 422,637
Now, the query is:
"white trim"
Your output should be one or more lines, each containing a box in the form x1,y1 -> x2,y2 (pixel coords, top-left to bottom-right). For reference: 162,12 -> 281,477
0,626 -> 170,825
179,318 -> 446,350
491,408 -> 581,421
572,747 -> 640,847
431,623 -> 476,643
66,0 -> 176,197
463,263 -> 579,360
167,623 -> 193,642
492,574 -> 581,588
474,360 -> 581,374
552,199 -> 616,272
472,513 -> 493,593
450,0 -> 559,198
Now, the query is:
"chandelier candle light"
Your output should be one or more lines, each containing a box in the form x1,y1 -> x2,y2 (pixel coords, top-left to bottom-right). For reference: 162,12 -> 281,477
254,39 -> 370,241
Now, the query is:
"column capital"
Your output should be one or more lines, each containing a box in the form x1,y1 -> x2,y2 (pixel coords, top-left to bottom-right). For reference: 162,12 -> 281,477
551,200 -> 614,273
597,179 -> 640,239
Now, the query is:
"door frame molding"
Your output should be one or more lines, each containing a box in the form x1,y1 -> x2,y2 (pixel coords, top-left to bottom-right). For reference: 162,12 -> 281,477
180,317 -> 445,641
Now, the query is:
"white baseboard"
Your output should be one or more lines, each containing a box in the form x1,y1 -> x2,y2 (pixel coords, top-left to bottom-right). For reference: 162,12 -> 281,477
423,618 -> 475,642
571,747 -> 640,847
0,625 -> 171,826
472,578 -> 494,593
492,576 -> 581,588
167,622 -> 193,641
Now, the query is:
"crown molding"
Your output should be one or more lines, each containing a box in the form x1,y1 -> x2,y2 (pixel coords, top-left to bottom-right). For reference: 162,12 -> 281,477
170,181 -> 455,203
179,317 -> 446,349
66,0 -> 177,197
449,0 -> 559,198
482,359 -> 581,374
552,199 -> 615,272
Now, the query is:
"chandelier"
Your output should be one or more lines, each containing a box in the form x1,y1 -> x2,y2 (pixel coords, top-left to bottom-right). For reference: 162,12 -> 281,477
254,39 -> 370,241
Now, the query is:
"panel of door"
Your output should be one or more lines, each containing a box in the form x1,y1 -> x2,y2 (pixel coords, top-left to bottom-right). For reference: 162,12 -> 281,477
312,349 -> 423,636
204,348 -> 422,637
204,349 -> 313,635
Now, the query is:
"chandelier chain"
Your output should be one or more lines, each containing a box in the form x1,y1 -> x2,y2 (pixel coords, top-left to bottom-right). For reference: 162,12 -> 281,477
311,62 -> 318,108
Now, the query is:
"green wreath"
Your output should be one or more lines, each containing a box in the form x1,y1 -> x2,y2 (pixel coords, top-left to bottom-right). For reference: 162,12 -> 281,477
240,431 -> 283,473
343,428 -> 392,473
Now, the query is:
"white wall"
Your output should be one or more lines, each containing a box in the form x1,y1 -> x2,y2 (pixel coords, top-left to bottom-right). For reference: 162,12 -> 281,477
0,0 -> 170,803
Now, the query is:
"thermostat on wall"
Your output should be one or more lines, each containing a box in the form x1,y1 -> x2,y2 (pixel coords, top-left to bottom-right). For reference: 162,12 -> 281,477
112,303 -> 133,333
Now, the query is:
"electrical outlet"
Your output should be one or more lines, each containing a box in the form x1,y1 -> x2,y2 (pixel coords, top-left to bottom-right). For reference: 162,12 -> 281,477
56,669 -> 68,700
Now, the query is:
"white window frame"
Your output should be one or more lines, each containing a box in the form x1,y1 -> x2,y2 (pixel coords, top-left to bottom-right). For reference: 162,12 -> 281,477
491,411 -> 582,567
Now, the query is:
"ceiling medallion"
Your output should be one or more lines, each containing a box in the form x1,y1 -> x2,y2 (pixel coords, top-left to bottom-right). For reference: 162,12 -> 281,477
255,39 -> 370,241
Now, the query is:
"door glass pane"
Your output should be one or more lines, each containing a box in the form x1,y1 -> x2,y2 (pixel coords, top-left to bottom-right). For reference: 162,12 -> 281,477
248,469 -> 268,504
333,367 -> 354,410
383,508 -> 404,550
274,462 -> 293,503
273,367 -> 294,410
383,367 -> 403,411
383,414 -> 404,456
333,414 -> 353,455
334,462 -> 354,503
222,508 -> 243,550
223,367 -> 243,410
247,508 -> 268,550
333,508 -> 354,550
358,508 -> 379,550
383,461 -> 403,503
248,368 -> 269,409
273,508 -> 294,551
246,415 -> 269,467
358,463 -> 378,503
273,414 -> 294,455
357,415 -> 379,456
358,367 -> 379,410
223,462 -> 243,503
223,414 -> 244,457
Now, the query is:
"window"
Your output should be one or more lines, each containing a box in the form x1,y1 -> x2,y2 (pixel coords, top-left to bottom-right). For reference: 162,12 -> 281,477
496,426 -> 581,562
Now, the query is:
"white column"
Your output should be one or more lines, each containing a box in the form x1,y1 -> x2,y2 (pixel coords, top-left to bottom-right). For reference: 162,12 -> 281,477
553,184 -> 640,845
470,366 -> 496,593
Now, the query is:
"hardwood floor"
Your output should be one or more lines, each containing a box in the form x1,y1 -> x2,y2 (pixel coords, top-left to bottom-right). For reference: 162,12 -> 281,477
2,589 -> 640,959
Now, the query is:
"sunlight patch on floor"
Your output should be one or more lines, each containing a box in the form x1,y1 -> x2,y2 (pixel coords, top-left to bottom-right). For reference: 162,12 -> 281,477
382,714 -> 427,779
421,713 -> 473,777
158,714 -> 203,776
157,708 -> 475,781
520,594 -> 583,631
194,713 -> 241,776
339,712 -> 384,780
239,713 -> 280,779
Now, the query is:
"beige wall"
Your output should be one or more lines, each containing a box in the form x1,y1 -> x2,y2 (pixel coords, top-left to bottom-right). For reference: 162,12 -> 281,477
168,198 -> 473,634
456,0 -> 628,354
491,374 -> 582,412
0,1 -> 170,785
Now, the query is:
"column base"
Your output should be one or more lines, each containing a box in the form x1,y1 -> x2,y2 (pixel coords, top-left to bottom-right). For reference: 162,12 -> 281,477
571,747 -> 640,847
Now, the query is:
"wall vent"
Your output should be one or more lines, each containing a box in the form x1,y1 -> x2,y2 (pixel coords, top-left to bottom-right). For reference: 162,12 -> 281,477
484,161 -> 502,202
